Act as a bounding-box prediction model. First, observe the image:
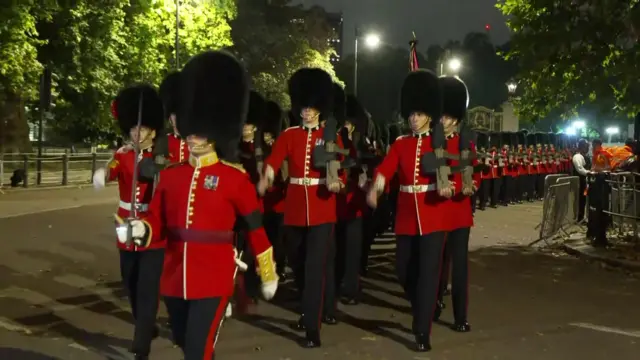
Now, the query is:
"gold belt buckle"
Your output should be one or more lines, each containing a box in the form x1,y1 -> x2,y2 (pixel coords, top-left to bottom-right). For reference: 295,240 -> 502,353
303,178 -> 311,185
412,185 -> 420,192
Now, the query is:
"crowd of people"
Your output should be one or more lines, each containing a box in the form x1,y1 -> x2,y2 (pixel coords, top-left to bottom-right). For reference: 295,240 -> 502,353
90,48 -> 634,359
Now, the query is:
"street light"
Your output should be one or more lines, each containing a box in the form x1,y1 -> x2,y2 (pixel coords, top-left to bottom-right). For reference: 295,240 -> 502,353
565,127 -> 577,135
354,27 -> 381,96
448,58 -> 461,72
605,127 -> 619,134
506,80 -> 517,95
364,33 -> 380,48
572,120 -> 586,129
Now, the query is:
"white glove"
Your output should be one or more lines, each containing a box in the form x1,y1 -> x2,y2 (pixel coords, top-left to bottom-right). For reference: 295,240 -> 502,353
225,303 -> 233,318
93,168 -> 106,189
261,280 -> 278,300
115,220 -> 146,244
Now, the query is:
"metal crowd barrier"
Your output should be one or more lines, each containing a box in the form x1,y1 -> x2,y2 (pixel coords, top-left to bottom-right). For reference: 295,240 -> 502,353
532,174 -> 580,246
0,152 -> 112,188
603,172 -> 640,241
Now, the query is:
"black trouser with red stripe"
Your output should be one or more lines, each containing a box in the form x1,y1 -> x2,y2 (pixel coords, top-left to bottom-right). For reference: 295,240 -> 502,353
287,223 -> 336,331
396,232 -> 445,335
119,249 -> 164,356
264,212 -> 286,274
164,296 -> 229,360
336,217 -> 363,298
436,227 -> 471,324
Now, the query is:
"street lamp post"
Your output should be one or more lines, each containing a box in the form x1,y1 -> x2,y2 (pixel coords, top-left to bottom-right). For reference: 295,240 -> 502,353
605,126 -> 619,143
353,27 -> 380,96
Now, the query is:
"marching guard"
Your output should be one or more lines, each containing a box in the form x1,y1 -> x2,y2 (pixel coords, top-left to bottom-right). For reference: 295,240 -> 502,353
336,92 -> 368,305
433,76 -> 475,332
367,69 -> 448,352
123,51 -> 278,360
159,71 -> 190,163
257,68 -> 343,347
262,100 -> 288,279
92,85 -> 166,360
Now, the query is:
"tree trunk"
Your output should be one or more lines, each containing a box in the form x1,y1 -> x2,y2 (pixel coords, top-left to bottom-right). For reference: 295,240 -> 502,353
0,91 -> 32,153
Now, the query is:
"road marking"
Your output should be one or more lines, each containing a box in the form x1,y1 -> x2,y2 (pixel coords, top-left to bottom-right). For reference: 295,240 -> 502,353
569,322 -> 640,338
0,318 -> 32,334
0,205 -> 82,219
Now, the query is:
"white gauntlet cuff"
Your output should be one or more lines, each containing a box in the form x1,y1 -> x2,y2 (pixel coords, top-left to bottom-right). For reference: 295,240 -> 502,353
373,174 -> 386,193
265,165 -> 275,183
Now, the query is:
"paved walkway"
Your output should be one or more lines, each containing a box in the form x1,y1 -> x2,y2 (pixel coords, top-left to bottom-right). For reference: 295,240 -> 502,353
0,192 -> 639,359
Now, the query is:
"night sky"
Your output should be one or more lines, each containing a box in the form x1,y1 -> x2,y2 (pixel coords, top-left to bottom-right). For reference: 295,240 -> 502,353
293,0 -> 510,53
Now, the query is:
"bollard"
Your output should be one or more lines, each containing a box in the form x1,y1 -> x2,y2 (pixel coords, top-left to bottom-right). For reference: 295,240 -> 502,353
91,152 -> 97,179
22,155 -> 29,188
62,151 -> 69,185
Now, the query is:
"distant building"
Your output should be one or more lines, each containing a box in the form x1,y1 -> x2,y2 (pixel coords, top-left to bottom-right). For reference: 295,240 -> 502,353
325,12 -> 343,64
289,10 -> 343,64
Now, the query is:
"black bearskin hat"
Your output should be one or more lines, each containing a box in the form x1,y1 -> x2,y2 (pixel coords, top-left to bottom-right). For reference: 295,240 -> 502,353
346,94 -> 368,132
332,83 -> 346,125
288,68 -> 334,118
526,132 -> 536,146
113,84 -> 164,136
177,50 -> 249,159
287,109 -> 299,127
264,101 -> 283,138
158,71 -> 181,119
517,130 -> 526,146
400,69 -> 442,123
440,76 -> 469,122
246,91 -> 266,127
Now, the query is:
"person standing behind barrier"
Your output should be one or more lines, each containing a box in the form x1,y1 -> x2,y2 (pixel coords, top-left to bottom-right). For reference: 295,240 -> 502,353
572,139 -> 591,222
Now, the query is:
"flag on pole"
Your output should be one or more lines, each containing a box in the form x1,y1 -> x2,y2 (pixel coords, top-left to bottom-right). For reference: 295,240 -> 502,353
409,32 -> 419,72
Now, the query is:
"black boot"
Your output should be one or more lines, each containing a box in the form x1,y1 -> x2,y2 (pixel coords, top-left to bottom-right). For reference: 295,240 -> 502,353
414,333 -> 431,352
293,314 -> 306,331
452,322 -> 471,332
341,296 -> 359,306
304,330 -> 321,348
133,354 -> 149,360
322,315 -> 338,325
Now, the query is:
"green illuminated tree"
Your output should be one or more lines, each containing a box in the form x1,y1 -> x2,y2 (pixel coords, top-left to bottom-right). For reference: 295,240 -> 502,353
497,0 -> 640,123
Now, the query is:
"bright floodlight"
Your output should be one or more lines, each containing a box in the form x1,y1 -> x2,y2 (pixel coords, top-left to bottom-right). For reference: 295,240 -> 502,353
572,120 -> 585,129
605,127 -> 619,134
448,58 -> 462,71
506,81 -> 517,94
364,33 -> 380,48
565,127 -> 577,135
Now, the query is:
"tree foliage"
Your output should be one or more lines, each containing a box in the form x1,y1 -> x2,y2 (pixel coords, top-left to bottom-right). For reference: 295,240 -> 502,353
231,0 -> 341,109
497,0 -> 640,123
0,0 -> 236,147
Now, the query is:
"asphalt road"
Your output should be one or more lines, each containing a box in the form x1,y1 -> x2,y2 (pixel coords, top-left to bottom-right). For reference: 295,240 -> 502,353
0,189 -> 638,359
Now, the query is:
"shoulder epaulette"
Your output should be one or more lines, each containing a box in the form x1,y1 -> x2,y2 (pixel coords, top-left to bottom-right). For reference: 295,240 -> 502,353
283,126 -> 299,132
396,135 -> 409,141
220,160 -> 246,173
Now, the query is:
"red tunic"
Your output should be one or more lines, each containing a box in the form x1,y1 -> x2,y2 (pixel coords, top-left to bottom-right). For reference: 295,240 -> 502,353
107,148 -> 165,251
440,135 -> 474,231
527,149 -> 537,175
264,125 -> 343,226
262,170 -> 286,214
374,134 -> 447,236
517,149 -> 527,176
337,136 -> 366,220
167,133 -> 190,164
143,153 -> 272,299
485,149 -> 499,179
